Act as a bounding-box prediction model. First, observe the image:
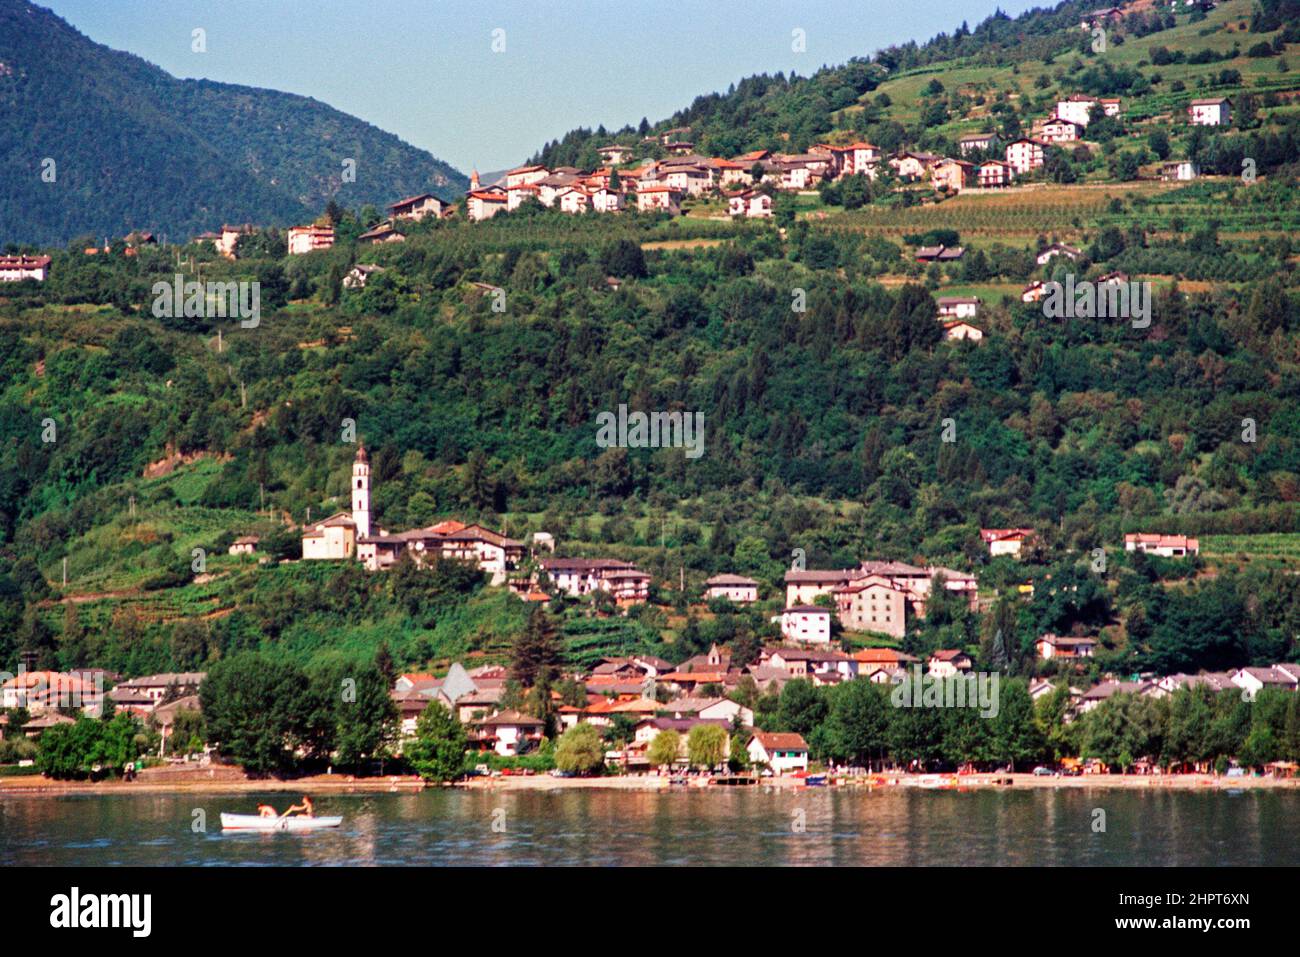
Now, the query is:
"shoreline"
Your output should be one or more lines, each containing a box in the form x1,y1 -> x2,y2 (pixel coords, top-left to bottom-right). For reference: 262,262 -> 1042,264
3,769 -> 1297,797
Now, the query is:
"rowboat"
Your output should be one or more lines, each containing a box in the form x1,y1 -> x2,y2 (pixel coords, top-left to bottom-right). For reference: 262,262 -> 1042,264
220,813 -> 343,831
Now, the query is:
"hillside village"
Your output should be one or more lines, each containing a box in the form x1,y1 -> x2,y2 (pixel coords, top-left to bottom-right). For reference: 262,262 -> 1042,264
2,0 -> 1300,784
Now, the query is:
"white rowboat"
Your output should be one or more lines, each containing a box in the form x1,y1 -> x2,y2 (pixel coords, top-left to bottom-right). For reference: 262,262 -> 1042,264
220,813 -> 343,831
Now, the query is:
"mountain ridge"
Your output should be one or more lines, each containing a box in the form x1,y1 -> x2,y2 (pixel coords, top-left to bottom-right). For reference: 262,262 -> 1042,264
0,0 -> 467,245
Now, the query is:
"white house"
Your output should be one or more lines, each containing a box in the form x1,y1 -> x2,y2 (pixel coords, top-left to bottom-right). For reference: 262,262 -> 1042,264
778,606 -> 832,644
1036,242 -> 1081,266
937,296 -> 979,319
228,535 -> 259,556
957,133 -> 997,156
665,696 -> 754,726
1188,98 -> 1230,126
727,190 -> 772,218
704,574 -> 760,603
1040,118 -> 1085,143
287,225 -> 335,255
943,320 -> 983,342
1162,160 -> 1198,182
747,732 -> 809,774
981,527 -> 1034,558
596,144 -> 634,165
0,255 -> 51,282
927,650 -> 972,678
1035,634 -> 1097,660
474,710 -> 545,756
467,188 -> 508,221
1005,139 -> 1046,175
1124,533 -> 1199,557
637,185 -> 682,214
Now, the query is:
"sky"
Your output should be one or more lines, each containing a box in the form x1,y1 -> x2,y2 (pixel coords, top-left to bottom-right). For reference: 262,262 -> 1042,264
39,0 -> 1044,173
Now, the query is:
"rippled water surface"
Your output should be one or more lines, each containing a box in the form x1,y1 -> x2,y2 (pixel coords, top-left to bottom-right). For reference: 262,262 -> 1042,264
2,787 -> 1295,866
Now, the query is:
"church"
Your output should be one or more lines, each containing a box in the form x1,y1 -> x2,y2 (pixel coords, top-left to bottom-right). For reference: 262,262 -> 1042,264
301,445 -> 526,584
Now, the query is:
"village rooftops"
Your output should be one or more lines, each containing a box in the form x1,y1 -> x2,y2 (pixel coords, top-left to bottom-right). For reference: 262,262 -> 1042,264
475,709 -> 545,728
705,573 -> 760,586
852,648 -> 919,665
387,193 -> 439,211
0,255 -> 52,268
784,604 -> 831,615
765,646 -> 848,662
115,672 -> 207,690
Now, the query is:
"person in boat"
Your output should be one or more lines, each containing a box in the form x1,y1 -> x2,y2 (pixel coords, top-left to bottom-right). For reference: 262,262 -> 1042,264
284,795 -> 314,818
257,804 -> 278,818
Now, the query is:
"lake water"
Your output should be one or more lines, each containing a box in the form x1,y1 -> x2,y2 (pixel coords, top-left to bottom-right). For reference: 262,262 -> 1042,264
3,787 -> 1297,866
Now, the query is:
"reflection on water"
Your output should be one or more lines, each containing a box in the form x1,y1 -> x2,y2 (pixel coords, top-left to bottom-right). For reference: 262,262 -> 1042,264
1,788 -> 1294,866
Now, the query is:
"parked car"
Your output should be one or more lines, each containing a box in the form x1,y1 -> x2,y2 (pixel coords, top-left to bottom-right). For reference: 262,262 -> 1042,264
1032,765 -> 1056,776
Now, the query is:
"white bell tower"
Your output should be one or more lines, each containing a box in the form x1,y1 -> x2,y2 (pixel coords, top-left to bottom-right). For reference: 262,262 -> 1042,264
352,445 -> 371,537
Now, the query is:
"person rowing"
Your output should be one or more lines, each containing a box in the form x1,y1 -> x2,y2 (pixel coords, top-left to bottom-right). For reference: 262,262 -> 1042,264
282,795 -> 314,818
257,804 -> 278,819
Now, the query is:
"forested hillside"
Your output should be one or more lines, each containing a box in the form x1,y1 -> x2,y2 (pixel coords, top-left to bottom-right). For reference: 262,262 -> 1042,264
0,0 -> 466,245
1,0 -> 1299,689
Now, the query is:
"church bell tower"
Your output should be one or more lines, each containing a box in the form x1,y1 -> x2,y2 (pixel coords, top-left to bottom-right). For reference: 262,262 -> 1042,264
352,444 -> 371,537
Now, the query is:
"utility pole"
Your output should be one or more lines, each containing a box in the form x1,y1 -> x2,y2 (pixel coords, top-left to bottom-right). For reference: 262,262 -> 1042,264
62,557 -> 67,588
217,328 -> 222,353
239,380 -> 246,408
129,495 -> 136,520
259,483 -> 265,513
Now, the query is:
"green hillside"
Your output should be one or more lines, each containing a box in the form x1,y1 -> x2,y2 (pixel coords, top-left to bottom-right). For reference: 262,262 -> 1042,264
2,0 -> 1300,685
0,0 -> 466,245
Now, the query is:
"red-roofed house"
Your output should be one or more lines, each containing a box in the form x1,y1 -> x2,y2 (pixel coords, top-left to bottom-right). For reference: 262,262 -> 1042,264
981,527 -> 1035,558
747,732 -> 809,773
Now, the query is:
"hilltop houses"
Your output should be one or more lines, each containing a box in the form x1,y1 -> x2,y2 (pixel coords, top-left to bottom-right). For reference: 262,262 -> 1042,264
536,557 -> 651,606
786,561 -> 978,639
357,222 -> 406,244
1162,160 -> 1198,181
387,193 -> 448,222
1054,95 -> 1121,127
1188,97 -> 1231,126
287,224 -> 335,255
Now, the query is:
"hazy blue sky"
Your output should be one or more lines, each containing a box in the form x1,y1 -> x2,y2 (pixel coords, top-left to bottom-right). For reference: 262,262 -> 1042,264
40,0 -> 1042,173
